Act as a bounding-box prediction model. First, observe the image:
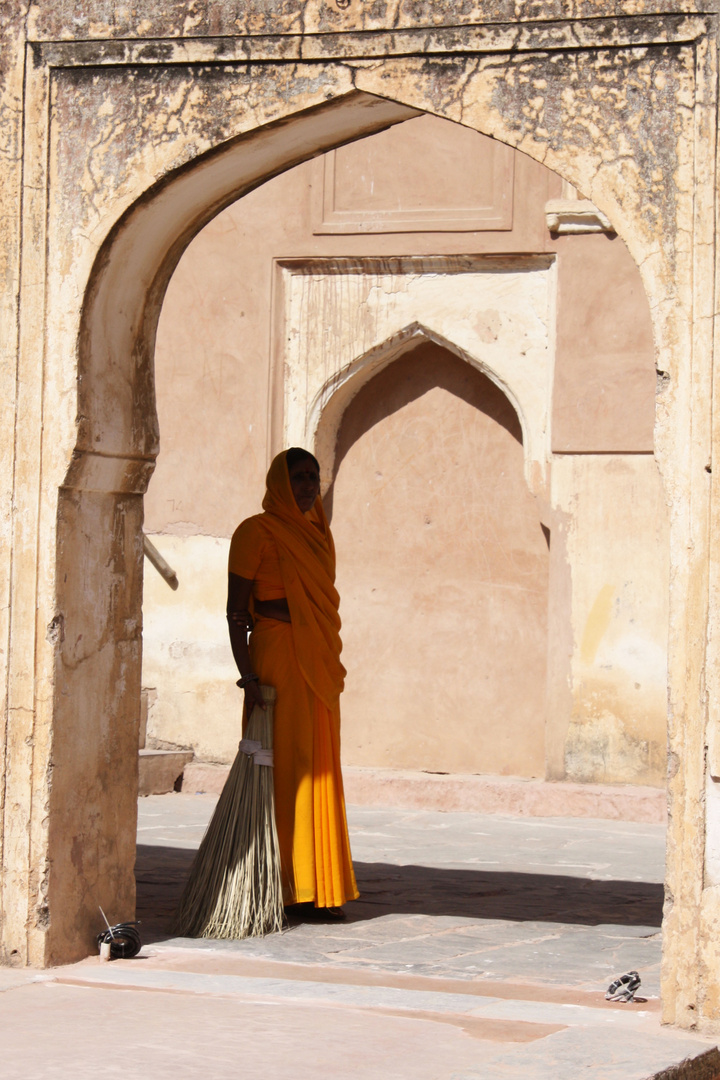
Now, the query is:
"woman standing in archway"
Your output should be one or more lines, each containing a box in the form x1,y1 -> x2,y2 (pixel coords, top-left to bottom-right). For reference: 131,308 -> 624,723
227,448 -> 358,916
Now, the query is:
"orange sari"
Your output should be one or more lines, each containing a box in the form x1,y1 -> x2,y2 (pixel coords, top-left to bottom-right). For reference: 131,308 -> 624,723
228,453 -> 358,908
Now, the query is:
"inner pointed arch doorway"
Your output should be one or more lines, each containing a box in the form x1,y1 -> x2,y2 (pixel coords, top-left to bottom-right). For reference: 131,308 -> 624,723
327,340 -> 550,778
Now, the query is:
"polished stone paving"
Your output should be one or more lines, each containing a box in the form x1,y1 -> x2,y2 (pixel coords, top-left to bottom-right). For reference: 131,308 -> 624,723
136,796 -> 666,994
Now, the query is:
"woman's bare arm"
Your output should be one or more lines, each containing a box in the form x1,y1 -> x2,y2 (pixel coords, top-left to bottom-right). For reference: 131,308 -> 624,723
227,572 -> 265,713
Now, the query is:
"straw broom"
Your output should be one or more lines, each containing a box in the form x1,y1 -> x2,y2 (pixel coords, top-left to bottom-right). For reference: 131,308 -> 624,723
175,684 -> 284,939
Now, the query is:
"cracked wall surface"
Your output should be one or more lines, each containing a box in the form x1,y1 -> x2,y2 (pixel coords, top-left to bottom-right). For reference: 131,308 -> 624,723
0,0 -> 718,1035
21,1 -> 712,39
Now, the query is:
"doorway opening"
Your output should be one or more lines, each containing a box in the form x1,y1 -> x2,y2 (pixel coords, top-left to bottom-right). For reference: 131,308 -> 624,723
57,93 -> 667,982
141,108 -> 664,797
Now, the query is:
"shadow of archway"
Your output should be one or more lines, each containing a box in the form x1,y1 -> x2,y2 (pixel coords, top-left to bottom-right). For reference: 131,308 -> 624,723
345,862 -> 663,928
135,844 -> 662,945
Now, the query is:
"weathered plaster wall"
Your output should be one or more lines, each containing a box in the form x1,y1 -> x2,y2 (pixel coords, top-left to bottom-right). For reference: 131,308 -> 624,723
144,116 -> 662,787
553,455 -> 670,787
0,7 -> 47,967
22,1 -> 712,38
0,0 -> 715,1036
49,490 -> 144,962
142,536 -> 239,762
144,118 -> 560,539
552,233 -> 655,453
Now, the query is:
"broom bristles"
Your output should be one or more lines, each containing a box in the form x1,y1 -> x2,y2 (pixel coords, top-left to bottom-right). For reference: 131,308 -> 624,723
175,684 -> 284,939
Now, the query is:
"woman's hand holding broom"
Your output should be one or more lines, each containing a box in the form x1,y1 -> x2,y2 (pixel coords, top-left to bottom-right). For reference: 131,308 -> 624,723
239,672 -> 266,713
227,573 -> 266,711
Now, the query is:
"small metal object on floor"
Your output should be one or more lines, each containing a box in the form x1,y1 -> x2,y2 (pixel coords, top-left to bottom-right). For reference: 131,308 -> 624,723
606,971 -> 642,1003
95,907 -> 142,961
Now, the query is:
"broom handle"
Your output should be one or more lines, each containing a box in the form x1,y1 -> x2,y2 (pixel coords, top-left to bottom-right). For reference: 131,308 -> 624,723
247,684 -> 275,754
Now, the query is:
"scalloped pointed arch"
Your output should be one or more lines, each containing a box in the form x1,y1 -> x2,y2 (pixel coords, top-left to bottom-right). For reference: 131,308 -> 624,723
310,322 -> 532,495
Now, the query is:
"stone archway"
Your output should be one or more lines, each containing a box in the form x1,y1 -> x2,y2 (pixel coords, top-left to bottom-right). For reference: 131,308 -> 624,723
1,12 -> 715,1032
52,92 -> 420,969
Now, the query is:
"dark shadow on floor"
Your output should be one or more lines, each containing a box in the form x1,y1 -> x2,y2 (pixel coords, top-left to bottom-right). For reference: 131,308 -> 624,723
347,862 -> 663,927
135,845 -> 663,943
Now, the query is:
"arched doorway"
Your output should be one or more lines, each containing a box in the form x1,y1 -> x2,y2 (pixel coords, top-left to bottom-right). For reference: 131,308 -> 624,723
88,99 -> 660,933
328,340 -> 549,777
58,99 -> 665,948
4,27 -> 713,1030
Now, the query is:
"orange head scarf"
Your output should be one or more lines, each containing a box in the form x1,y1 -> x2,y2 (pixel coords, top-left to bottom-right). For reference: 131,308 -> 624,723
257,451 -> 346,708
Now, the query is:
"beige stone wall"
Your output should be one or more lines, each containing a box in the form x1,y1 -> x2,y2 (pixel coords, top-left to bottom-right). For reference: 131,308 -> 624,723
552,455 -> 670,786
143,115 -> 665,786
142,536 -> 239,762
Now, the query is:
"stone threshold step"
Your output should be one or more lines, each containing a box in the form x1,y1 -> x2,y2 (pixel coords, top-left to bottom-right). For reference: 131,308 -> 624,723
47,959 -> 719,1077
22,962 -> 720,1080
181,762 -> 666,824
48,961 -> 659,1043
119,947 -> 660,1012
139,749 -> 193,796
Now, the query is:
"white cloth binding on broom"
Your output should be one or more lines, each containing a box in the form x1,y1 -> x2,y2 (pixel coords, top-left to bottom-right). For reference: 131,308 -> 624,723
238,739 -> 261,754
238,739 -> 274,767
252,749 -> 274,766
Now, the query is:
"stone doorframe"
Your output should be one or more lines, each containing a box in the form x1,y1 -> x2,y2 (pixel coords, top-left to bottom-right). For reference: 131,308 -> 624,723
270,256 -> 555,493
1,8 -> 718,1030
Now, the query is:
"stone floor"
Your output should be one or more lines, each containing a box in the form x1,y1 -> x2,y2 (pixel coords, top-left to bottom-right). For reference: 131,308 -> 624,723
136,796 -> 667,991
1,794 -> 719,1079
